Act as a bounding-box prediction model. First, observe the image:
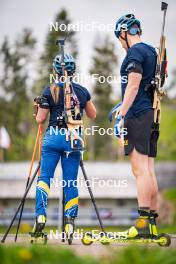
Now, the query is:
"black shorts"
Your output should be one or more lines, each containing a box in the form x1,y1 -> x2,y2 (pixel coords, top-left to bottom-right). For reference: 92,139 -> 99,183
123,110 -> 159,157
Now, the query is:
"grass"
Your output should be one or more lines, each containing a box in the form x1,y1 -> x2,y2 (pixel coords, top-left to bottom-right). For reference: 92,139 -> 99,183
158,104 -> 176,160
0,244 -> 176,264
163,188 -> 176,224
164,188 -> 176,202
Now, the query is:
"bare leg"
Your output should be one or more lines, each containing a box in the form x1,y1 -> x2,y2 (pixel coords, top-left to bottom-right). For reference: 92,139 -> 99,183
129,148 -> 153,208
121,149 -> 159,237
148,157 -> 158,211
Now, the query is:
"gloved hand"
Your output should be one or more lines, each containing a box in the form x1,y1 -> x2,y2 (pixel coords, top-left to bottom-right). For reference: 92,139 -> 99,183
34,96 -> 43,105
33,98 -> 40,118
114,114 -> 124,138
108,102 -> 122,122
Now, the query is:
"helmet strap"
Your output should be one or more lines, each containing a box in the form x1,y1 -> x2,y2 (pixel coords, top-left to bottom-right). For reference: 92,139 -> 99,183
125,31 -> 130,49
120,31 -> 130,49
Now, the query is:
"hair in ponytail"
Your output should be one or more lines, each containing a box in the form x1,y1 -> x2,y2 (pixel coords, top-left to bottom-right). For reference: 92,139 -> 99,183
50,84 -> 60,104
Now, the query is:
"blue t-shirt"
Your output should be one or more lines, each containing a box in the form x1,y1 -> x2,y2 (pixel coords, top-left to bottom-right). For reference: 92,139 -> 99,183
120,42 -> 157,119
40,82 -> 91,127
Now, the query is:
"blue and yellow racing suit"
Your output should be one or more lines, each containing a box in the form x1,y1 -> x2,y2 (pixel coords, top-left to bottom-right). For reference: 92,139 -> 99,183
35,82 -> 91,218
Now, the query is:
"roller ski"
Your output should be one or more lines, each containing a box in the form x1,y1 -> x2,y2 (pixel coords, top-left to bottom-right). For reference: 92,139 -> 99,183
64,217 -> 75,245
29,215 -> 48,244
82,210 -> 171,247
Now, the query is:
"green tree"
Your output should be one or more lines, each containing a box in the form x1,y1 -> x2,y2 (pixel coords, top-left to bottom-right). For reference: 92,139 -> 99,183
34,8 -> 77,94
89,37 -> 118,160
0,29 -> 36,160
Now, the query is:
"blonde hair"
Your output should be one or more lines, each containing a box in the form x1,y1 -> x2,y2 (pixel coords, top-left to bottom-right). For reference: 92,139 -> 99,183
50,84 -> 60,104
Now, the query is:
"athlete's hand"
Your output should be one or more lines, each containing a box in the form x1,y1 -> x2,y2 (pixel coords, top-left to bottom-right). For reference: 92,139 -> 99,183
114,114 -> 124,138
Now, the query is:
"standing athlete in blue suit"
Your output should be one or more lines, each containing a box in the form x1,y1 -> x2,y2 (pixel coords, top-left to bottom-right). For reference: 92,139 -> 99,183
32,54 -> 96,238
113,14 -> 160,238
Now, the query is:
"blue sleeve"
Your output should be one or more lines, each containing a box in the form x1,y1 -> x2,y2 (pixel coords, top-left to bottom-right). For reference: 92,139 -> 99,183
126,47 -> 144,74
39,86 -> 51,109
85,89 -> 91,101
81,86 -> 91,102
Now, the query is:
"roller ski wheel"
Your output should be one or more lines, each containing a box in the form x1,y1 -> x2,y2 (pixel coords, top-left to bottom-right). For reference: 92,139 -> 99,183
29,231 -> 48,245
81,232 -> 110,245
81,233 -> 93,246
157,233 -> 171,247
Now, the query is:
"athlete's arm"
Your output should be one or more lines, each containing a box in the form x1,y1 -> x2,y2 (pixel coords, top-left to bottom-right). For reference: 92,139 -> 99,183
36,107 -> 49,124
120,72 -> 142,117
85,100 -> 96,119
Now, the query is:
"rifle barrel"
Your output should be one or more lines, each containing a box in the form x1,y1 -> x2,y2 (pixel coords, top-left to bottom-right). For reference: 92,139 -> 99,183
160,2 -> 168,62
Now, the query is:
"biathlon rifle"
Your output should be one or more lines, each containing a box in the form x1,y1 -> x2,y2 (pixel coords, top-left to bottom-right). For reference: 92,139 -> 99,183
56,39 -> 85,150
152,1 -> 168,123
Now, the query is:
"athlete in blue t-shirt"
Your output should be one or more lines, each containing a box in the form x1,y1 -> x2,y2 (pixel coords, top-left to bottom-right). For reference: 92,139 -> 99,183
32,54 -> 96,239
114,14 -> 160,238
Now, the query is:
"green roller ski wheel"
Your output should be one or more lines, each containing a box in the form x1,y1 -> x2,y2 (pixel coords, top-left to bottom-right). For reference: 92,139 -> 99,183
81,233 -> 93,246
157,233 -> 171,247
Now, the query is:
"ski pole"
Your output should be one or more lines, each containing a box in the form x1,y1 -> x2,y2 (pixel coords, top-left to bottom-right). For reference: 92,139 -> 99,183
14,126 -> 41,242
80,158 -> 105,233
1,162 -> 40,243
37,125 -> 43,176
61,188 -> 65,242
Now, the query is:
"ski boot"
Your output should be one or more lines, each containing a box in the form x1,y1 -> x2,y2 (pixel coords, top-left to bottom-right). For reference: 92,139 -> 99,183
64,217 -> 75,245
29,215 -> 47,244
